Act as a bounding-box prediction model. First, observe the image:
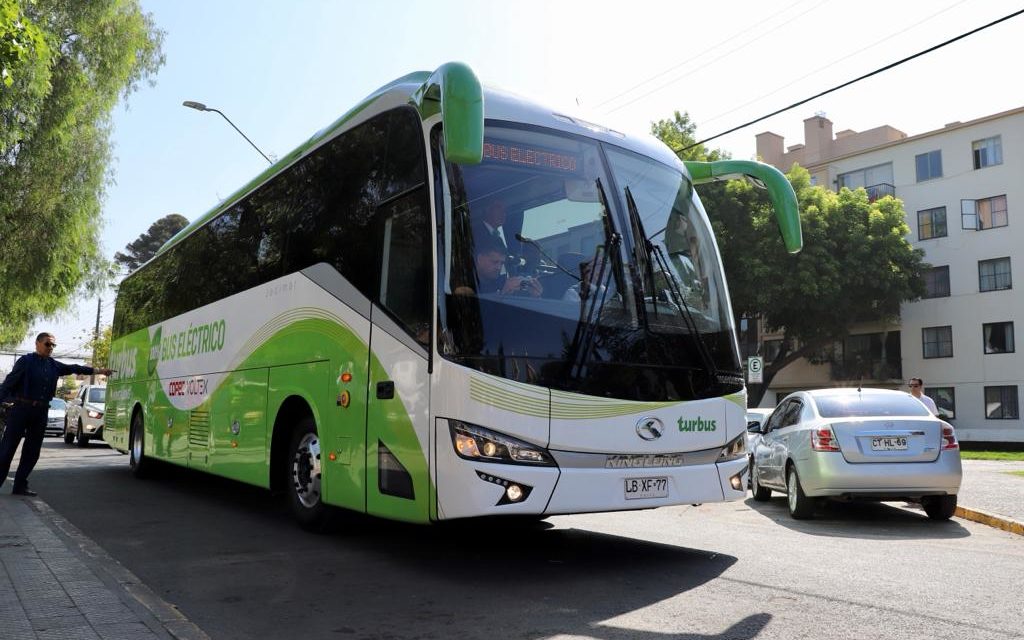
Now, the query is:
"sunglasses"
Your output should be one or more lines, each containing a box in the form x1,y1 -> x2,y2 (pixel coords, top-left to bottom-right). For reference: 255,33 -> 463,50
908,383 -> 920,388
44,342 -> 56,348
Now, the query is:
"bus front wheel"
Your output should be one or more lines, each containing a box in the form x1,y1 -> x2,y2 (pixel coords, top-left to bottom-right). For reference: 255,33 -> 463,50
287,418 -> 335,532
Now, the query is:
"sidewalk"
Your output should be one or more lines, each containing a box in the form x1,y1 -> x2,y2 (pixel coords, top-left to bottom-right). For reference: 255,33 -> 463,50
954,458 -> 1024,535
0,493 -> 208,640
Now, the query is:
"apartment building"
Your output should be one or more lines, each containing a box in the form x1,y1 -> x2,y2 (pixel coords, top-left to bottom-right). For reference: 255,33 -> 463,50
754,107 -> 1024,444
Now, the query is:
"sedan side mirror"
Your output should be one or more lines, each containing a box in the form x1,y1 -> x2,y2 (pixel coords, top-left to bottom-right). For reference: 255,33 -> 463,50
747,420 -> 763,433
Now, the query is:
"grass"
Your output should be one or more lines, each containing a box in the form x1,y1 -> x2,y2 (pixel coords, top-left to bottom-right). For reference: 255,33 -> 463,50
959,450 -> 1024,461
1007,471 -> 1024,478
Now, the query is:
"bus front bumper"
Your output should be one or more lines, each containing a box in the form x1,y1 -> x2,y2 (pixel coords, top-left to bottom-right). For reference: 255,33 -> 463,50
434,435 -> 748,520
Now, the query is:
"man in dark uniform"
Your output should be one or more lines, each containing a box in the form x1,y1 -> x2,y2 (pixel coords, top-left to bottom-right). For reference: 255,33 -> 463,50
0,332 -> 114,496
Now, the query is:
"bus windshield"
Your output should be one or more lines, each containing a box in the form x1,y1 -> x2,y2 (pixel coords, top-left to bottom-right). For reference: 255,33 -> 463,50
436,124 -> 741,401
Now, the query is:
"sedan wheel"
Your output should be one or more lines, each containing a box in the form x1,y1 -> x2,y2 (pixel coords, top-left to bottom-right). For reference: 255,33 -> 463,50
921,495 -> 957,521
76,419 -> 89,447
63,418 -> 74,445
750,461 -> 772,501
786,466 -> 816,520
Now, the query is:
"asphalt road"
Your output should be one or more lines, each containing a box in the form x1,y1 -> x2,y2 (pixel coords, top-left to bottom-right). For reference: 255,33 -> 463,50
28,440 -> 1024,640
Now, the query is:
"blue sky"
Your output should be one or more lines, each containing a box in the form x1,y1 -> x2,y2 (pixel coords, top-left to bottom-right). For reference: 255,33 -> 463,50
12,0 -> 1024,363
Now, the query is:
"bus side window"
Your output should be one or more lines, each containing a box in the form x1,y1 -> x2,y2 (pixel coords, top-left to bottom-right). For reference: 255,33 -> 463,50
378,190 -> 431,345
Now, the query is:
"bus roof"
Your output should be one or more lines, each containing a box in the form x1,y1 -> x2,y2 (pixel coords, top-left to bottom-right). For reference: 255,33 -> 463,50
151,65 -> 684,267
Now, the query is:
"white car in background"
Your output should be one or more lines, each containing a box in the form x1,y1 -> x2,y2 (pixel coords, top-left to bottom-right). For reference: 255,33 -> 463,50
64,384 -> 107,446
46,398 -> 67,437
749,388 -> 961,521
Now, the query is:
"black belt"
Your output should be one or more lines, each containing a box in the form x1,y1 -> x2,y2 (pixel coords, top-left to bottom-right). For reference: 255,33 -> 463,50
11,397 -> 47,407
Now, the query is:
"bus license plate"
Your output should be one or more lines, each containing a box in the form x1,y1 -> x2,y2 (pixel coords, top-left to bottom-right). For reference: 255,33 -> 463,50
871,436 -> 908,451
625,477 -> 668,500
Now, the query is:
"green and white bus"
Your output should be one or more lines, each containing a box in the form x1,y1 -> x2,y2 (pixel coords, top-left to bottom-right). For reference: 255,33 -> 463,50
108,62 -> 801,529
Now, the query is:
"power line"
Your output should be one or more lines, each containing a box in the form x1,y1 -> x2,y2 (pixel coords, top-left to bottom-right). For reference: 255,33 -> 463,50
694,0 -> 969,130
593,0 -> 807,110
605,0 -> 832,115
683,7 -> 1024,151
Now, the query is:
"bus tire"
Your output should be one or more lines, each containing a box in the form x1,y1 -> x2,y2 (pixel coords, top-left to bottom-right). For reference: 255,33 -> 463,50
129,410 -> 150,478
287,418 -> 335,532
76,419 -> 89,447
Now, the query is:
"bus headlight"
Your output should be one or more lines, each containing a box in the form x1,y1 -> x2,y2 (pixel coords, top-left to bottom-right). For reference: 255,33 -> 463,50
717,433 -> 747,462
449,420 -> 556,467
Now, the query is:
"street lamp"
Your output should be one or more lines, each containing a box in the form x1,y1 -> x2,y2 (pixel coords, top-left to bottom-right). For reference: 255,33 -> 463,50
182,100 -> 272,165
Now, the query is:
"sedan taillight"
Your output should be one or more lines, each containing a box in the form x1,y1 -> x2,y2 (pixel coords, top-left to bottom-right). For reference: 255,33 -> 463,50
811,426 -> 841,452
941,422 -> 959,450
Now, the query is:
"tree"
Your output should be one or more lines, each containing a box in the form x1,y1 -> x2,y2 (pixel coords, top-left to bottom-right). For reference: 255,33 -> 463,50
114,213 -> 189,272
0,0 -> 51,152
85,325 -> 112,369
649,111 -> 727,162
0,1 -> 164,348
650,115 -> 926,405
703,167 -> 926,405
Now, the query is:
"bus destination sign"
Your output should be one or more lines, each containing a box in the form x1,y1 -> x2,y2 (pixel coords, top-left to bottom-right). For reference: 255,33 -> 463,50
482,139 -> 580,174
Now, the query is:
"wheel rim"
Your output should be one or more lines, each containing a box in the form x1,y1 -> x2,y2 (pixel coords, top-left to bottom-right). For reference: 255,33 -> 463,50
787,470 -> 797,512
291,432 -> 322,509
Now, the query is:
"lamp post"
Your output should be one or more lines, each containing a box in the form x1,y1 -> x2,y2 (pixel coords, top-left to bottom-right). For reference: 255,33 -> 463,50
182,100 -> 272,165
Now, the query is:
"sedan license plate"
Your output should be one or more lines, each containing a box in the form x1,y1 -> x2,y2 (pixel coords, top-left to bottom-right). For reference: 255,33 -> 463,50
871,436 -> 908,451
624,476 -> 668,500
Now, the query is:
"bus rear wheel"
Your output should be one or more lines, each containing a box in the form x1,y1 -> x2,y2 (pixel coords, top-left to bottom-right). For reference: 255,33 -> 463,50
287,418 -> 334,532
129,411 -> 149,478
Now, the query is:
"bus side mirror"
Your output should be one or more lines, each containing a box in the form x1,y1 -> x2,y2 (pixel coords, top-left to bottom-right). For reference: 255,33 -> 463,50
684,159 -> 802,254
413,62 -> 484,165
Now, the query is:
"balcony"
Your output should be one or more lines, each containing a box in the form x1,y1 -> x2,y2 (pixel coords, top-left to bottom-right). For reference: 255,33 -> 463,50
866,183 -> 895,202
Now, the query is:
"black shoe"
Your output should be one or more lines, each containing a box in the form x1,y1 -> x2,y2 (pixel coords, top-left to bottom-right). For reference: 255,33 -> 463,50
11,487 -> 37,497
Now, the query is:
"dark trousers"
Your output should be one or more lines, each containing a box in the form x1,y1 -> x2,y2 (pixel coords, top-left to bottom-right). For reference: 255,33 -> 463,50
0,405 -> 47,490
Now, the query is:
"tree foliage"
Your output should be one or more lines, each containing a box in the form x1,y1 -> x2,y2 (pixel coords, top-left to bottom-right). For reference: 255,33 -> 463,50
114,213 -> 189,272
650,111 -> 727,162
651,115 -> 927,405
0,0 -> 164,348
85,325 -> 111,368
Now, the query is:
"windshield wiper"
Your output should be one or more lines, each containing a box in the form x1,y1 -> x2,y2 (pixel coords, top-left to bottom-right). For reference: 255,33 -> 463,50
624,186 -> 719,381
566,178 -> 621,378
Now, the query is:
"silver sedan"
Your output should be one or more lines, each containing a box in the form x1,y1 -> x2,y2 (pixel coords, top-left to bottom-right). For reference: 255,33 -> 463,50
749,388 -> 961,520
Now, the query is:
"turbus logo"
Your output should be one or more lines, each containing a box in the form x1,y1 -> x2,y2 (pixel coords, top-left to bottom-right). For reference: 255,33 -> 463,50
677,416 -> 717,432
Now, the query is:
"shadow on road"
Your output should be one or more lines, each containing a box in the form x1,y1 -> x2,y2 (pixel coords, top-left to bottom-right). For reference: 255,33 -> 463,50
743,495 -> 970,540
34,460 -> 774,640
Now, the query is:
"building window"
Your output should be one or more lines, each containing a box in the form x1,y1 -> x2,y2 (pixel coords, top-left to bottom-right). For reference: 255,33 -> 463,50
985,385 -> 1018,419
983,322 -> 1015,354
831,331 -> 901,380
961,195 -> 1008,230
917,207 -> 947,240
973,136 -> 1003,169
762,338 -> 783,362
922,326 -> 953,359
978,257 -> 1012,292
925,386 -> 955,420
915,150 -> 943,182
923,266 -> 950,298
837,163 -> 894,201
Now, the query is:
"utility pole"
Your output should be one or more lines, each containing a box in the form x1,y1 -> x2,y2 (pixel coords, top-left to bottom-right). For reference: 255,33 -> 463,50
90,297 -> 101,384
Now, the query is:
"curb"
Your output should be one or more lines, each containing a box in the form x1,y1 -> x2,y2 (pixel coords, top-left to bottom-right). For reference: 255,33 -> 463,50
956,505 -> 1024,537
28,497 -> 211,640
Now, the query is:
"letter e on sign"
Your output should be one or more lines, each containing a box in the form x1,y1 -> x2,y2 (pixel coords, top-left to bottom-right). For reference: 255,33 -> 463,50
748,357 -> 763,384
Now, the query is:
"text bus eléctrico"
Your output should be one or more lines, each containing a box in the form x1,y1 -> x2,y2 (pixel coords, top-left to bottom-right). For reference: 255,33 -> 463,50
107,62 -> 802,529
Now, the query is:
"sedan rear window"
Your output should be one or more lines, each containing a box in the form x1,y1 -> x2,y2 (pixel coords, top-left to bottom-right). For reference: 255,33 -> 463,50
815,394 -> 932,418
